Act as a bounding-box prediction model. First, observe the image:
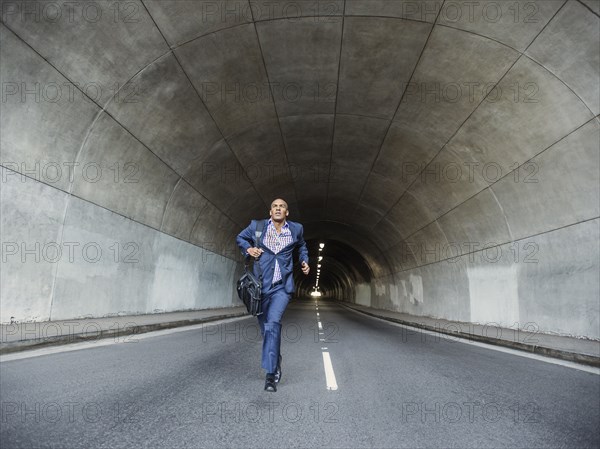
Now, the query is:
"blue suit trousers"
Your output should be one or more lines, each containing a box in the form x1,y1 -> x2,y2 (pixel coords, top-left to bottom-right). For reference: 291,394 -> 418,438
257,283 -> 290,373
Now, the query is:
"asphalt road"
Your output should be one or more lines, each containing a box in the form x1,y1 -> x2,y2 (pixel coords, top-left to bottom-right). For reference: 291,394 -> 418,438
1,299 -> 598,448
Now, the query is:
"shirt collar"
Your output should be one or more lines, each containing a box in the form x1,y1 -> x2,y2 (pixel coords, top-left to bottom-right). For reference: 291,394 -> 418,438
268,218 -> 289,229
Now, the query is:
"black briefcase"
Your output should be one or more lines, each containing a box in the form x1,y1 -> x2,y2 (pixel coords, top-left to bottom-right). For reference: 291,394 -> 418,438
236,220 -> 266,316
237,269 -> 263,316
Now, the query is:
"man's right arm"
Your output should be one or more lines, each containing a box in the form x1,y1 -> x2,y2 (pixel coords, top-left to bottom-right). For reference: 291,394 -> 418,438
236,221 -> 255,257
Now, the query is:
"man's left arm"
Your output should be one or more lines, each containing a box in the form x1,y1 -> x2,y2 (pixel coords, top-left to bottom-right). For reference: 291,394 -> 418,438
296,225 -> 310,275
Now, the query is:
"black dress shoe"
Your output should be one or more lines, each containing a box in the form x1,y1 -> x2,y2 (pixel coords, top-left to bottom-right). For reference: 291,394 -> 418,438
274,355 -> 282,384
264,373 -> 277,392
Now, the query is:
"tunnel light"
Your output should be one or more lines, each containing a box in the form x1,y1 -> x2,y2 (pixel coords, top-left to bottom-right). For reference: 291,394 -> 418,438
317,264 -> 321,268
318,256 -> 323,261
319,243 -> 325,249
310,291 -> 322,297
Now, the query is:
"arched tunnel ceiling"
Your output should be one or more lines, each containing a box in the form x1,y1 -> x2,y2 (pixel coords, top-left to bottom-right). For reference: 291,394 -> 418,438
1,0 -> 599,279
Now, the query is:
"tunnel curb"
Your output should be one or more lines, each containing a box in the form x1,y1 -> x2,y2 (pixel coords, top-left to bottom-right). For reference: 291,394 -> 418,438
0,310 -> 249,355
340,304 -> 600,368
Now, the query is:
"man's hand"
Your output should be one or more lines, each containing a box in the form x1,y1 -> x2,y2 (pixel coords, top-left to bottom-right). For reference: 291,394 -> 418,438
301,261 -> 310,275
247,247 -> 263,259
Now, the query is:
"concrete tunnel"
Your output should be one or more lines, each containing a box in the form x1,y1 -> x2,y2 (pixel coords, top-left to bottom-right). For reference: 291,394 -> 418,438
1,0 -> 600,343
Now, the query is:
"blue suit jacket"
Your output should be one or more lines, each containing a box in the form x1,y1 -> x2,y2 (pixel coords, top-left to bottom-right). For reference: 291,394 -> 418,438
236,220 -> 309,294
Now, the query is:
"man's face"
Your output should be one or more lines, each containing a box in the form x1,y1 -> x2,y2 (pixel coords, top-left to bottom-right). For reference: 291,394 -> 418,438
270,199 -> 289,222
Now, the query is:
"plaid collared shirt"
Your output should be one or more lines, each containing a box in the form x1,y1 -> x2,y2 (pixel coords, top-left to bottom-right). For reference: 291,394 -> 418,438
263,219 -> 293,284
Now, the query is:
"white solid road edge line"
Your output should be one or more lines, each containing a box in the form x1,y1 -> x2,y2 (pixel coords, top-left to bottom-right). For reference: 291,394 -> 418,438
343,306 -> 600,375
322,351 -> 338,390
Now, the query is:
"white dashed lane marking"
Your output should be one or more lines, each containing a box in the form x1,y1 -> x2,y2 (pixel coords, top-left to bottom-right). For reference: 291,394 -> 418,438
316,300 -> 339,391
322,351 -> 339,390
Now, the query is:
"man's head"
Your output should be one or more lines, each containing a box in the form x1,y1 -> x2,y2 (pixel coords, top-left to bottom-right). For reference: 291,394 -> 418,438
270,198 -> 289,223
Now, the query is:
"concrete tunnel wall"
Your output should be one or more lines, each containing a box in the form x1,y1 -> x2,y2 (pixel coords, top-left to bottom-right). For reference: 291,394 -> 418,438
0,1 -> 598,339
